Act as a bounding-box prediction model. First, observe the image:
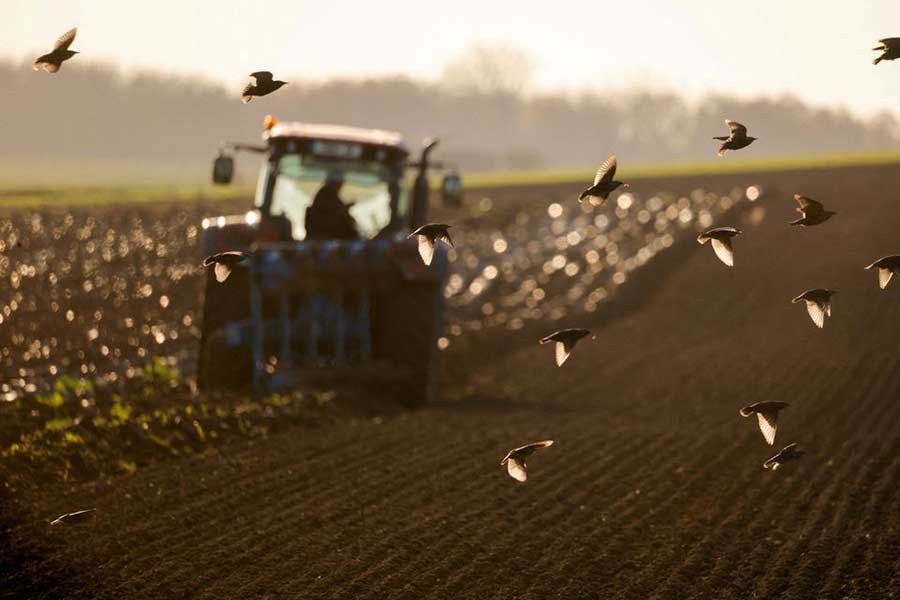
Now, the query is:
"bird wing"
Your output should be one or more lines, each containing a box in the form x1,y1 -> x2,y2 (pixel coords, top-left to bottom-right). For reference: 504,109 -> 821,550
756,412 -> 778,446
593,155 -> 618,186
214,263 -> 233,283
518,440 -> 554,452
50,508 -> 96,525
710,237 -> 734,267
417,235 -> 435,266
555,341 -> 571,367
726,120 -> 747,136
805,300 -> 825,329
878,267 -> 894,290
437,230 -> 454,248
250,71 -> 274,84
878,38 -> 900,48
794,195 -> 823,215
506,458 -> 528,482
54,28 -> 77,52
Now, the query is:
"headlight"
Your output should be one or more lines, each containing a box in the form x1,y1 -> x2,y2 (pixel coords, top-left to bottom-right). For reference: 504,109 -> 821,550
201,218 -> 210,229
245,210 -> 260,225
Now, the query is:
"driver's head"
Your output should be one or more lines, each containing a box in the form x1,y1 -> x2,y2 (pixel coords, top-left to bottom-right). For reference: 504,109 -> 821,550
325,170 -> 345,191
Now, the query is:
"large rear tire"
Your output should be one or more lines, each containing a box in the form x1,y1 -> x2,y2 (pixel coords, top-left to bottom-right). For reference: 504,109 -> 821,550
197,268 -> 253,390
371,277 -> 445,408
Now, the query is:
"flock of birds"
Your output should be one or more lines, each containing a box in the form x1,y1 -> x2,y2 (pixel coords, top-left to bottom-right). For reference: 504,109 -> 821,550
407,136 -> 899,480
29,27 -> 900,492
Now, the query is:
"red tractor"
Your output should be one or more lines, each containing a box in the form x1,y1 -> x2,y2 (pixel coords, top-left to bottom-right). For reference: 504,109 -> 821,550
199,117 -> 462,405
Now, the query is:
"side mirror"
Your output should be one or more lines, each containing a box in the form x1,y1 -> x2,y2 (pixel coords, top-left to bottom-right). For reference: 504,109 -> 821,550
441,172 -> 463,207
212,153 -> 234,185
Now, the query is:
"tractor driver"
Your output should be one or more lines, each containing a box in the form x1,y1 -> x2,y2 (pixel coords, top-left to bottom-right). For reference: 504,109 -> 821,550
305,170 -> 359,240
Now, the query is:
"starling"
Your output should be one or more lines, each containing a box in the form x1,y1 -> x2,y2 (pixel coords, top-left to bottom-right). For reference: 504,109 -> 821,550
500,440 -> 554,482
408,223 -> 453,266
33,28 -> 79,73
714,120 -> 756,156
50,508 -> 96,526
242,71 -> 288,104
763,443 -> 804,471
872,38 -> 900,65
792,288 -> 837,329
203,251 -> 250,282
864,255 -> 900,290
789,195 -> 836,226
696,227 -> 741,267
539,328 -> 594,367
579,155 -> 629,207
740,401 -> 789,446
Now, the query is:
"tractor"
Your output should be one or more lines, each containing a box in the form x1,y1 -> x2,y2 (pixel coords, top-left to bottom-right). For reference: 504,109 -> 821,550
198,116 -> 462,405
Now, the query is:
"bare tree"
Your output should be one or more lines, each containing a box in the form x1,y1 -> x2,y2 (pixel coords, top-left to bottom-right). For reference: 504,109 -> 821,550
440,45 -> 534,96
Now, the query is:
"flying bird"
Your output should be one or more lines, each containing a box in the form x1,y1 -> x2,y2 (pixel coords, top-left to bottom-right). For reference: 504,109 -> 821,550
763,443 -> 804,471
33,27 -> 79,73
789,195 -> 836,227
500,440 -> 554,482
203,251 -> 250,282
539,328 -> 594,367
740,401 -> 789,446
579,155 -> 628,206
50,508 -> 96,526
872,38 -> 900,65
242,71 -> 288,104
792,288 -> 837,329
864,255 -> 900,290
696,227 -> 741,267
714,120 -> 756,156
408,223 -> 453,266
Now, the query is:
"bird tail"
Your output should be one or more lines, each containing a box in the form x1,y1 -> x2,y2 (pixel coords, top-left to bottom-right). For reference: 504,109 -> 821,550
717,148 -> 728,157
242,95 -> 253,104
873,56 -> 883,65
713,136 -> 729,141
539,335 -> 553,345
788,218 -> 802,226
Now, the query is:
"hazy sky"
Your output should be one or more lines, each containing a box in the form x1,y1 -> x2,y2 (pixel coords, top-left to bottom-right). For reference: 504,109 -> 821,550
5,1 -> 900,116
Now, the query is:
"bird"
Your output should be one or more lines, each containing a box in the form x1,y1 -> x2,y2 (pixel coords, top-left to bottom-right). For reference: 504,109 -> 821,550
789,195 -> 837,226
792,288 -> 837,329
408,223 -> 453,266
50,508 -> 96,526
203,251 -> 250,282
500,440 -> 554,482
539,328 -> 594,367
33,28 -> 79,73
696,227 -> 741,267
872,38 -> 900,65
864,255 -> 900,290
579,155 -> 628,206
714,120 -> 756,156
763,443 -> 804,471
739,401 -> 789,446
241,71 -> 288,104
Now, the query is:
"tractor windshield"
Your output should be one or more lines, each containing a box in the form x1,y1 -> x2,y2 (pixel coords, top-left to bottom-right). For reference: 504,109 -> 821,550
256,154 -> 408,241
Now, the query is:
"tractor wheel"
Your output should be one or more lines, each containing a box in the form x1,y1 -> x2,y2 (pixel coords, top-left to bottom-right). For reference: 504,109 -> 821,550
372,279 -> 445,408
197,267 -> 253,390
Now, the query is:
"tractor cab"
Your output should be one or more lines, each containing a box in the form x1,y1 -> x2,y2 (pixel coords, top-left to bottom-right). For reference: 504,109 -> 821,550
198,117 -> 462,404
203,117 -> 458,255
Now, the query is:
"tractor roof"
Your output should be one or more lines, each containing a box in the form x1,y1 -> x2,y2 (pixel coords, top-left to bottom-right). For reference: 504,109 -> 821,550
266,122 -> 408,154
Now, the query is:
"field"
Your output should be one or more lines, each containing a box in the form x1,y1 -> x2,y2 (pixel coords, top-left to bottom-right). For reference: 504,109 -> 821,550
2,163 -> 900,599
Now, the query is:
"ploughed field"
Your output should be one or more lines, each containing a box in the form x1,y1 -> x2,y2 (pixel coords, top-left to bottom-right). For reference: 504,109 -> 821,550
3,164 -> 900,599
